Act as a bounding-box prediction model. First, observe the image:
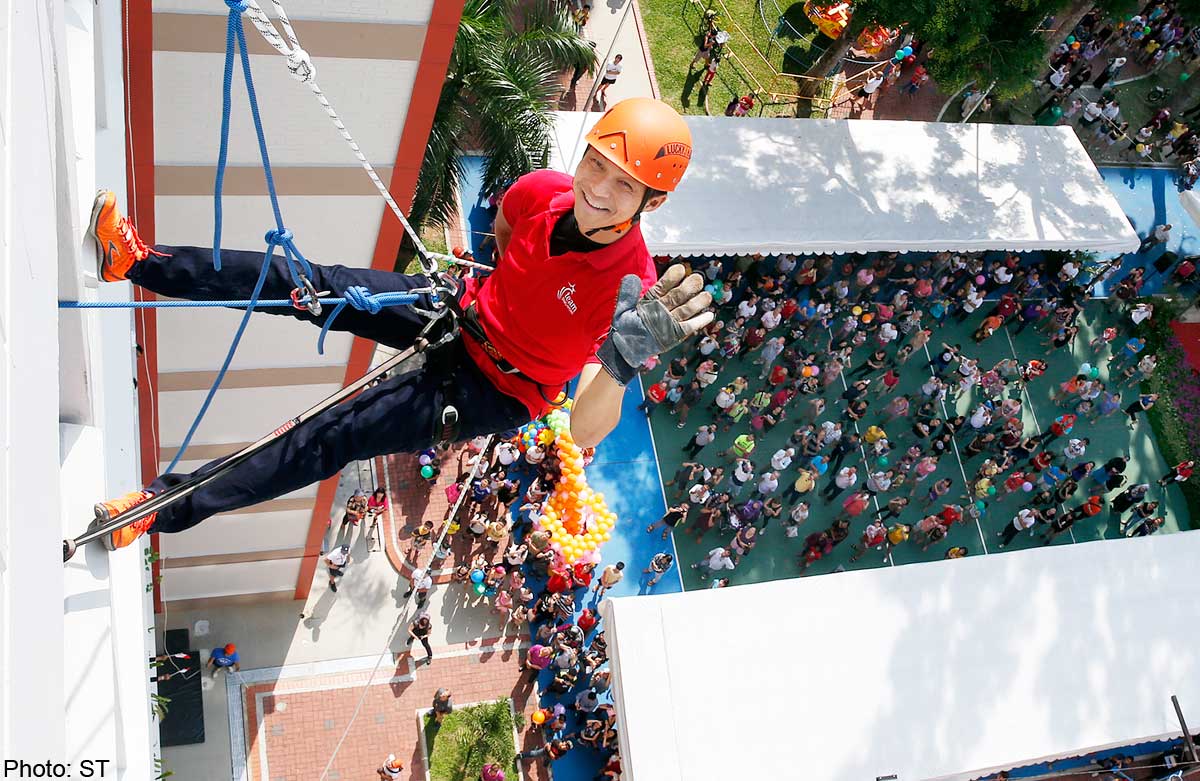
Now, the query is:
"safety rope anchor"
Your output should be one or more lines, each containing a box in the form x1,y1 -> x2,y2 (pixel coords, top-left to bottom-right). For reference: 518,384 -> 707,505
289,275 -> 324,316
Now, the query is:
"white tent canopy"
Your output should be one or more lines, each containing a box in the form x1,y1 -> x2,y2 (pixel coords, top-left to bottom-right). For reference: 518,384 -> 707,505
600,532 -> 1200,781
549,114 -> 1140,257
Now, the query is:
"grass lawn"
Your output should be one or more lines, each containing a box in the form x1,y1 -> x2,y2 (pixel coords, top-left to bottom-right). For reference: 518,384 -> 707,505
400,225 -> 452,274
423,700 -> 519,781
1137,293 -> 1200,528
639,0 -> 827,116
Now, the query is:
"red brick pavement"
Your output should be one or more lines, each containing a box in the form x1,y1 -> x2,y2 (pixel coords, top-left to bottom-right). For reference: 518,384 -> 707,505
242,639 -> 551,781
376,451 -> 516,587
827,58 -> 948,122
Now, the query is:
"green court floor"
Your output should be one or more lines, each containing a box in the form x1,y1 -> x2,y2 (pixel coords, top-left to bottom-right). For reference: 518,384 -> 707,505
648,301 -> 1191,591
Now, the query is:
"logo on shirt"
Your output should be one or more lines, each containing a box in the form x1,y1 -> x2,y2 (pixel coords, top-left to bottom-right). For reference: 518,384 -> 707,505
557,283 -> 579,314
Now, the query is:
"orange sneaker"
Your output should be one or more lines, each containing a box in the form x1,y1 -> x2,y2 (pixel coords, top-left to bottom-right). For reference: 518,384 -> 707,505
88,190 -> 165,282
89,490 -> 157,550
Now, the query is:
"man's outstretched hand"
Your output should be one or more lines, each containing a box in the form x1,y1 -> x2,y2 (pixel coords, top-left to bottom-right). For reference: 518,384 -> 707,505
597,264 -> 714,386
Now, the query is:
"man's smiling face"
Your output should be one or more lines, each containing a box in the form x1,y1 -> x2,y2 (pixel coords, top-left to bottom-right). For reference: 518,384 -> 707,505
571,147 -> 665,237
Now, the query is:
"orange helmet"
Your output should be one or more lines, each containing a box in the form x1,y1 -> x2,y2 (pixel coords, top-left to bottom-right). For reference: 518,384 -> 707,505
224,643 -> 237,654
584,97 -> 692,192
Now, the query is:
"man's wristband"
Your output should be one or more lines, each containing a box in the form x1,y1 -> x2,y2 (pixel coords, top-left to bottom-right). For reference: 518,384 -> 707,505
596,337 -> 639,387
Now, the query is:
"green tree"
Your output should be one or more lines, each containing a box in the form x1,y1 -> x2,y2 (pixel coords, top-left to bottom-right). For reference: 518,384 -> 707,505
919,0 -> 1067,99
799,0 -> 1113,99
427,700 -> 518,781
409,0 -> 596,232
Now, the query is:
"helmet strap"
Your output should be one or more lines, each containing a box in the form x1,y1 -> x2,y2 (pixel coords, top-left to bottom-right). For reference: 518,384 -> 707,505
583,188 -> 653,238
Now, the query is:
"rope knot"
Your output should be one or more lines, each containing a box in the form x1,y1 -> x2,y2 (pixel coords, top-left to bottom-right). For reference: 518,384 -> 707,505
264,228 -> 294,244
344,286 -> 383,314
224,0 -> 248,13
286,48 -> 316,84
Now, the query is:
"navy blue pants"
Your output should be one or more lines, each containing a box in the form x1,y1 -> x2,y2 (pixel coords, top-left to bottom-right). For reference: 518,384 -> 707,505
131,246 -> 530,534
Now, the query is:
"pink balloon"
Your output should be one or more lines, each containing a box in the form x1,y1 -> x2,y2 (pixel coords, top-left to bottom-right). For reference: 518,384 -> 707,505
1021,481 -> 1034,492
975,275 -> 986,285
418,454 -> 432,465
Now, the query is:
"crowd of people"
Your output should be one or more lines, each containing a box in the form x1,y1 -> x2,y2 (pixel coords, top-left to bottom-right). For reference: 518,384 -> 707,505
359,432 -> 626,779
1034,1 -> 1200,184
637,246 -> 1188,583
341,238 -> 1193,779
357,247 -> 1193,781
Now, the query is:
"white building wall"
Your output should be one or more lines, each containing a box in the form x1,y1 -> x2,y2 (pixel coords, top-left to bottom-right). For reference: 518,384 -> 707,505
2,0 -> 154,775
149,4 -> 430,601
161,560 -> 302,601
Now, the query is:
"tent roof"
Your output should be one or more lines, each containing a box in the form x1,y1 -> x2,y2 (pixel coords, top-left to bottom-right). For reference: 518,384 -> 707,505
600,532 -> 1200,781
548,114 -> 1140,257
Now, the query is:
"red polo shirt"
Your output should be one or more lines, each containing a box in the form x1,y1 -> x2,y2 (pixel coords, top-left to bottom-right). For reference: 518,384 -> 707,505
460,170 -> 657,418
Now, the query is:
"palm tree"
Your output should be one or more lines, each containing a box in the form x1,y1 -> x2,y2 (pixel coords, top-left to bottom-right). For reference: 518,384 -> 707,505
449,700 -> 517,780
408,0 -> 597,233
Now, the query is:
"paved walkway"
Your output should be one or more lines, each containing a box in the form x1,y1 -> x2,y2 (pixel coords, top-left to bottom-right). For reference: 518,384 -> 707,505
826,58 -> 947,122
558,0 -> 658,111
233,638 -> 550,781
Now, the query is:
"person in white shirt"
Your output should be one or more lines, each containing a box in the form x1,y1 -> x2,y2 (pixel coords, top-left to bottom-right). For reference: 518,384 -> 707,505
688,482 -> 711,505
1063,437 -> 1089,462
992,265 -> 1013,286
495,440 -> 519,467
866,470 -> 893,494
1048,65 -> 1069,90
821,420 -> 843,445
378,754 -> 404,779
777,254 -> 797,275
859,73 -> 885,103
997,507 -> 1040,547
325,544 -> 350,592
771,447 -> 795,472
404,567 -> 434,605
1100,100 -> 1121,124
727,458 -> 755,497
504,543 -> 528,567
877,321 -> 898,345
969,404 -> 992,429
596,54 -> 623,101
822,466 -> 857,502
961,285 -> 985,317
737,298 -> 758,320
785,501 -> 809,537
714,386 -> 737,412
757,471 -> 779,497
691,547 -> 735,579
1130,302 -> 1154,326
761,308 -> 782,331
704,259 -> 723,280
525,443 -> 545,466
698,334 -> 719,356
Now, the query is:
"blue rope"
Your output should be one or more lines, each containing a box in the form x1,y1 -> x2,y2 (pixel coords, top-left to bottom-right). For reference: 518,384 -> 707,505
164,0 -> 305,473
125,0 -> 427,472
58,290 -> 421,310
316,286 -> 425,354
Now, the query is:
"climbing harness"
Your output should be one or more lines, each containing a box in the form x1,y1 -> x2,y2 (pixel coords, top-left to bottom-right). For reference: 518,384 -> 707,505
61,297 -> 460,563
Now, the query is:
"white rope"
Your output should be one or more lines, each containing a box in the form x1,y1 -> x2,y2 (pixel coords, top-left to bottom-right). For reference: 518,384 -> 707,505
313,436 -> 496,781
239,0 -> 459,277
